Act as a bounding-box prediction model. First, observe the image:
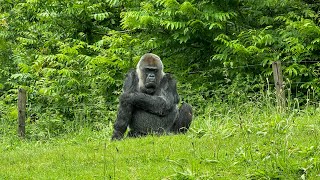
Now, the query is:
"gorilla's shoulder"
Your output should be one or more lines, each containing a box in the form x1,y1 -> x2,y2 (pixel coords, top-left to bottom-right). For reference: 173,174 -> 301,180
126,69 -> 136,75
164,73 -> 176,80
163,73 -> 177,85
124,69 -> 137,78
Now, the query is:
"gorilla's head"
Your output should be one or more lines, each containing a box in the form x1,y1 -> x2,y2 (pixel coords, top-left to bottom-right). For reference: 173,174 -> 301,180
137,53 -> 165,95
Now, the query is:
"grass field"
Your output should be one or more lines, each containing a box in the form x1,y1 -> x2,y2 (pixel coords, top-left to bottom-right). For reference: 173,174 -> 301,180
1,102 -> 320,179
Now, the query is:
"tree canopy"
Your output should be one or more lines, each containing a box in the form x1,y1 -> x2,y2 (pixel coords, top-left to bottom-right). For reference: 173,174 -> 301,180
0,0 -> 319,136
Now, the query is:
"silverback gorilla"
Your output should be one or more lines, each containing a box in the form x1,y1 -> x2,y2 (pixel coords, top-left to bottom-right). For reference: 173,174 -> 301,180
111,53 -> 193,140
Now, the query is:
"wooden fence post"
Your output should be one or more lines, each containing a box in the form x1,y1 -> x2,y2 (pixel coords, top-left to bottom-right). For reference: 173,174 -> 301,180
18,88 -> 26,138
272,61 -> 286,109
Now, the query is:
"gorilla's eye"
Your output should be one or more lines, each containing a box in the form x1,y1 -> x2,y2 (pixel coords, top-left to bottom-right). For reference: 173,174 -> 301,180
145,68 -> 158,73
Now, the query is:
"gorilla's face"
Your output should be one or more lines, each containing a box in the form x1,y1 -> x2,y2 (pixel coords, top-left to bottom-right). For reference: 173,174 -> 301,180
144,67 -> 158,89
140,66 -> 159,95
136,53 -> 164,95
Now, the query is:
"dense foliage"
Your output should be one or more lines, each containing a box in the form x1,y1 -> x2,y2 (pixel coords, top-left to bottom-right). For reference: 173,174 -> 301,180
0,0 -> 319,137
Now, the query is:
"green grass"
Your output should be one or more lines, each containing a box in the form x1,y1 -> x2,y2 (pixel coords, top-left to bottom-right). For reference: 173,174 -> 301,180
1,103 -> 320,179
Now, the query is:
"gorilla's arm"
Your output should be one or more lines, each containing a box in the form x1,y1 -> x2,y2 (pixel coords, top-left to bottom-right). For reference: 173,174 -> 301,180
131,74 -> 180,116
111,70 -> 138,140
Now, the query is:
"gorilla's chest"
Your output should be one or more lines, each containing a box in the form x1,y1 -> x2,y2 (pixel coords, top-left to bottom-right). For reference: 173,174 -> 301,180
129,108 -> 178,133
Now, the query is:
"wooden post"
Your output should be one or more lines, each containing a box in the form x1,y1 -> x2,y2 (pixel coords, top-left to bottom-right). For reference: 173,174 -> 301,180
272,61 -> 286,109
18,88 -> 26,138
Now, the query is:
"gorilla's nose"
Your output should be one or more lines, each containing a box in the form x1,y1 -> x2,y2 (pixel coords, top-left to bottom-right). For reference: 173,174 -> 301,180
148,74 -> 156,81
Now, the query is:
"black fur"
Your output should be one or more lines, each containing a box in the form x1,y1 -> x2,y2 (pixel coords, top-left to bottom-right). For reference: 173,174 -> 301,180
111,69 -> 193,140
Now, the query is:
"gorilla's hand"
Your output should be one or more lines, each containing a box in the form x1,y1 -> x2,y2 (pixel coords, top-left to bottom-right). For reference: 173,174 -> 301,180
111,130 -> 124,141
140,86 -> 156,95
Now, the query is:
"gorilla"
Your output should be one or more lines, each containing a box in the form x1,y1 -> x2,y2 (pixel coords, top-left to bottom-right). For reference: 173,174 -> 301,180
111,53 -> 193,140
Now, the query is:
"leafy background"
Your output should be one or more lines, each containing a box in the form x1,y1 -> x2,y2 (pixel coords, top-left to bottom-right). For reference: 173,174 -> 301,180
0,0 -> 319,138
